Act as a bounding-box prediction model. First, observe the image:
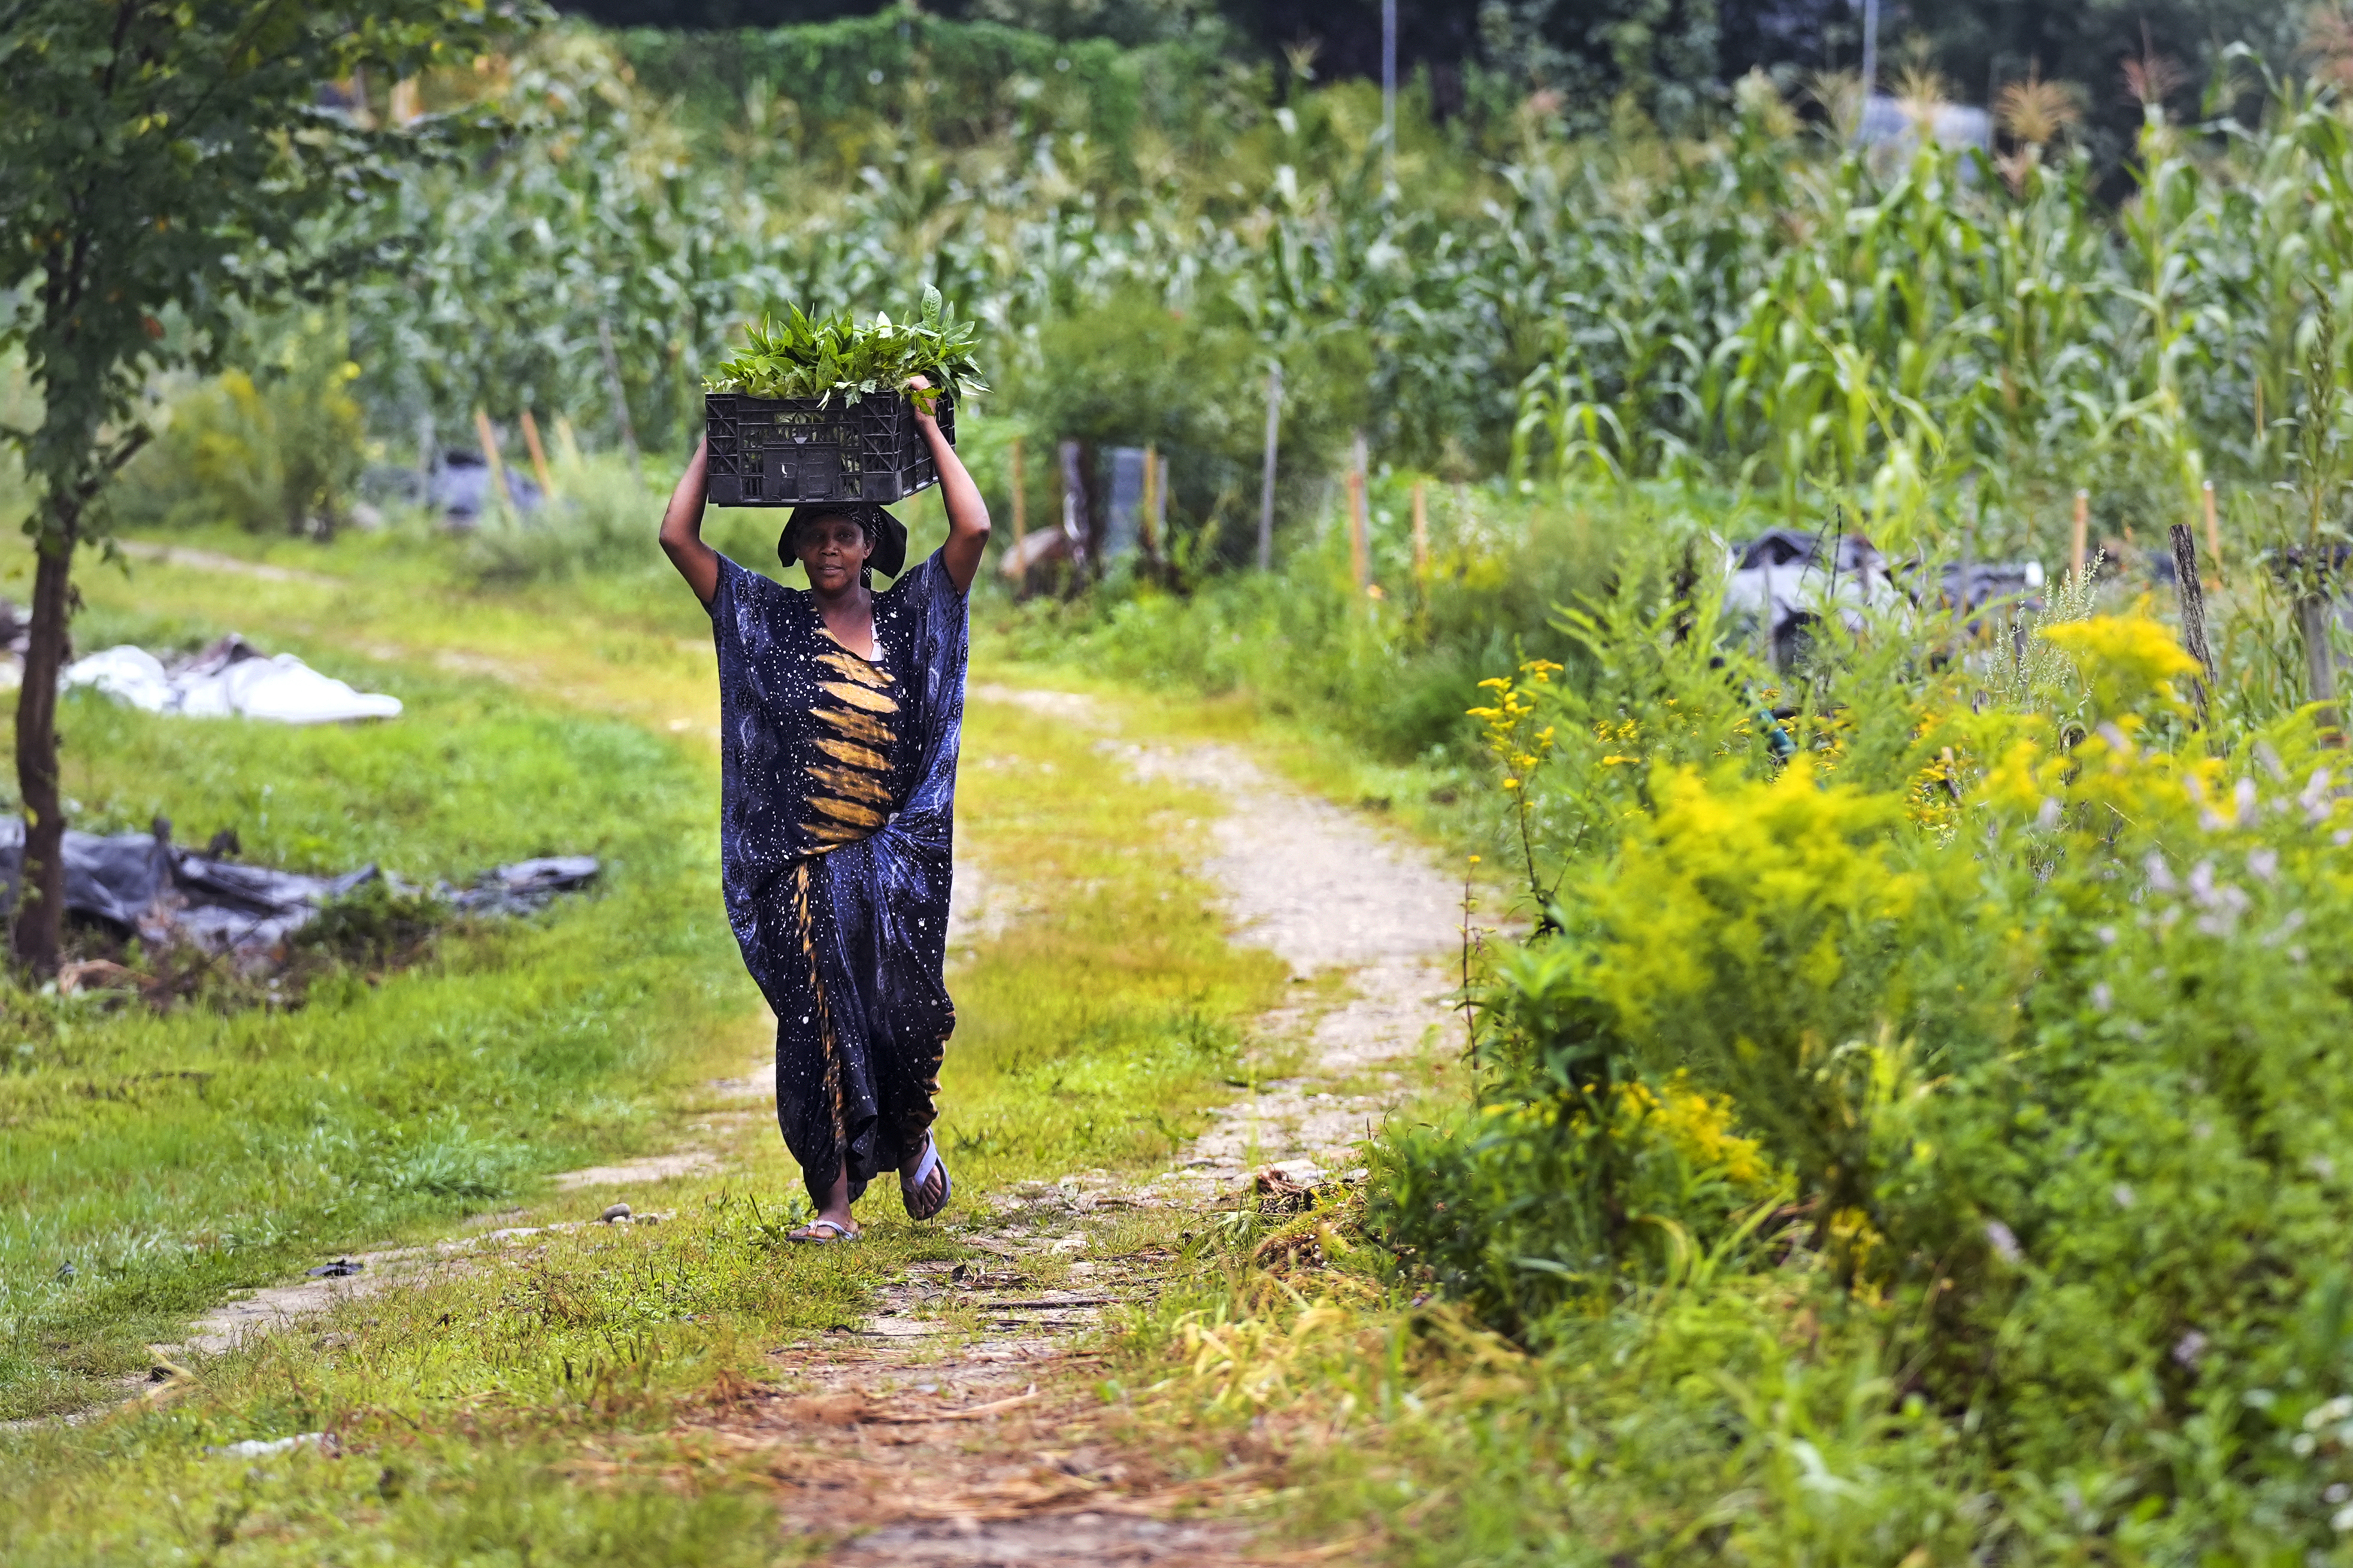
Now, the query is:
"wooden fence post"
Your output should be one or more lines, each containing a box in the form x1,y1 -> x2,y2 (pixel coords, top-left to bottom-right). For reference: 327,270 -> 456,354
1410,478 -> 1429,589
1150,447 -> 1168,567
1141,445 -> 1162,564
473,408 -> 510,524
2299,593 -> 2341,741
519,409 -> 556,501
2169,523 -> 2218,725
1009,435 -> 1028,552
595,316 -> 642,483
2072,488 -> 2089,582
1346,431 -> 1370,592
1258,363 -> 1282,572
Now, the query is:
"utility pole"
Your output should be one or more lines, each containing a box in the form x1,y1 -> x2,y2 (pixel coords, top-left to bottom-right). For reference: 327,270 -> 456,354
1257,363 -> 1282,572
1381,0 -> 1398,191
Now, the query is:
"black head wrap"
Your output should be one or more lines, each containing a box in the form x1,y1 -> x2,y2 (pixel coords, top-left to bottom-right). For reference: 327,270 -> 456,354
779,503 -> 907,579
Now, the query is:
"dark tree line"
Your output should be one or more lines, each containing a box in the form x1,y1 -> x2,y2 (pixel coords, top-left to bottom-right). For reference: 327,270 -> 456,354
554,0 -> 2313,120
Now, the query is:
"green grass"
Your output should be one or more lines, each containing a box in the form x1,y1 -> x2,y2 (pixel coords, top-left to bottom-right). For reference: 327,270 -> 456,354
2,667 -> 747,1421
0,521 -> 1292,1563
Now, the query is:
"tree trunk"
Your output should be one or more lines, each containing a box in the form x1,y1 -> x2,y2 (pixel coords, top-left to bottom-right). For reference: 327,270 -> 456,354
14,512 -> 75,973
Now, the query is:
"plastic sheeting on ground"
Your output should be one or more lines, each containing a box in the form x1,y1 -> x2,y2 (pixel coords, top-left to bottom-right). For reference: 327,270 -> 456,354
64,635 -> 402,724
0,817 -> 599,964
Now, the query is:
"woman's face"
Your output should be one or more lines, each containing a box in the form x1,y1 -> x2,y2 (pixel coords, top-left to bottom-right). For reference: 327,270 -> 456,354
795,514 -> 873,594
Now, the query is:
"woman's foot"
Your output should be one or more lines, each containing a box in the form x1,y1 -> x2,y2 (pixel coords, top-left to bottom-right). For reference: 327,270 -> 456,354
791,1166 -> 859,1242
900,1135 -> 951,1221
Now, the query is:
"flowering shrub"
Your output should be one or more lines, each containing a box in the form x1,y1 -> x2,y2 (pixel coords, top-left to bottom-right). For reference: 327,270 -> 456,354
1377,562 -> 2353,1554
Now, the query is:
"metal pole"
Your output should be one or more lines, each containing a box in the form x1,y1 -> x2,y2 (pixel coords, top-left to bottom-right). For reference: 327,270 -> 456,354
1257,363 -> 1282,572
1381,0 -> 1398,190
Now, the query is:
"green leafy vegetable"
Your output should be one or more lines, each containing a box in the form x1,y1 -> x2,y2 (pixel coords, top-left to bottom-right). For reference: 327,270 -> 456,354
704,286 -> 988,409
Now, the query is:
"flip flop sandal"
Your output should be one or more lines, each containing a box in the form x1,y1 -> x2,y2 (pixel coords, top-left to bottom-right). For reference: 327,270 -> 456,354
901,1136 -> 952,1221
787,1218 -> 861,1244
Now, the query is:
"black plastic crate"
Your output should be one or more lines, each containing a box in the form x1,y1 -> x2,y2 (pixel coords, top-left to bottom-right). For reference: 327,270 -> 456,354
703,390 -> 955,507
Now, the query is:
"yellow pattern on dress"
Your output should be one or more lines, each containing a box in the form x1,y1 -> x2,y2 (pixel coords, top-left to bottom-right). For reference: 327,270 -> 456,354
810,763 -> 894,805
817,650 -> 892,688
814,706 -> 897,747
811,795 -> 886,829
819,680 -> 900,716
813,735 -> 891,772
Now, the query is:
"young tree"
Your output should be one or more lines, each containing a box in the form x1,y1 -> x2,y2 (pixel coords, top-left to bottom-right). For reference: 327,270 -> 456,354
0,1 -> 514,970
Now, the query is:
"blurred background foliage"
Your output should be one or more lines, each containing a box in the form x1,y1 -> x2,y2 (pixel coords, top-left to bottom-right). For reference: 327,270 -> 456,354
20,1 -> 2353,1557
50,0 -> 2353,770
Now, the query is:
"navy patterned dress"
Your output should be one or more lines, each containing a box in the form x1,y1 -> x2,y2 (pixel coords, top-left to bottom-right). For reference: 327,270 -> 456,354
707,548 -> 968,1207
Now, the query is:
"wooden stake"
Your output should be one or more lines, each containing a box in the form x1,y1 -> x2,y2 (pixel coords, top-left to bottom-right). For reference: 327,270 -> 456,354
553,413 -> 582,468
1257,364 -> 1282,572
1150,448 -> 1168,559
1346,430 -> 1370,592
519,409 -> 556,501
1140,445 -> 1161,562
596,316 -> 641,483
2071,488 -> 2089,582
2169,523 -> 2217,725
2300,592 -> 2342,742
1410,479 -> 1429,584
473,408 -> 510,523
2202,480 -> 2223,589
1009,435 -> 1028,550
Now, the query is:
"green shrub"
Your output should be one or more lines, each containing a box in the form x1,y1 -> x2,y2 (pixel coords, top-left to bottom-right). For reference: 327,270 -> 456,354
1000,477 -> 1638,760
1374,556 -> 2353,1551
119,313 -> 369,536
462,450 -> 661,585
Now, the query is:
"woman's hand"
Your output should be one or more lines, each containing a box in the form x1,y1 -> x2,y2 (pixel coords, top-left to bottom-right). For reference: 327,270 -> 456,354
908,375 -> 990,593
907,372 -> 942,425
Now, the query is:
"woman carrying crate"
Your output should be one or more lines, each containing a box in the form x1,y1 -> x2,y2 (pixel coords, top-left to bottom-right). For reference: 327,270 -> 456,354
658,376 -> 988,1242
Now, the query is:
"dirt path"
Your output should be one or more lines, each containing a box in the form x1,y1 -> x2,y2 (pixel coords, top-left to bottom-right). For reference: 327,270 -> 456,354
98,681 -> 1469,1561
701,689 -> 1469,1565
114,538 -> 344,588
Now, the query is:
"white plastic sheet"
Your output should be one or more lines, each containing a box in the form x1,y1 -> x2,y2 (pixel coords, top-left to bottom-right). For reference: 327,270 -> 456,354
65,642 -> 401,724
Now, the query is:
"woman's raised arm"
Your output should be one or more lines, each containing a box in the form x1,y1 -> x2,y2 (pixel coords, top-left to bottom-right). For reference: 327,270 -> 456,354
659,436 -> 721,606
911,376 -> 991,594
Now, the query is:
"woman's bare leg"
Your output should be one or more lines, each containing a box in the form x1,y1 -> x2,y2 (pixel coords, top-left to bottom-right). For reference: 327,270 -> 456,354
813,1166 -> 855,1233
788,1165 -> 858,1239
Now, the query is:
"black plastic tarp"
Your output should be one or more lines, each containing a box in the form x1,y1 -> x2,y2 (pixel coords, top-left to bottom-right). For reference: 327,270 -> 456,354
0,818 -> 598,960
